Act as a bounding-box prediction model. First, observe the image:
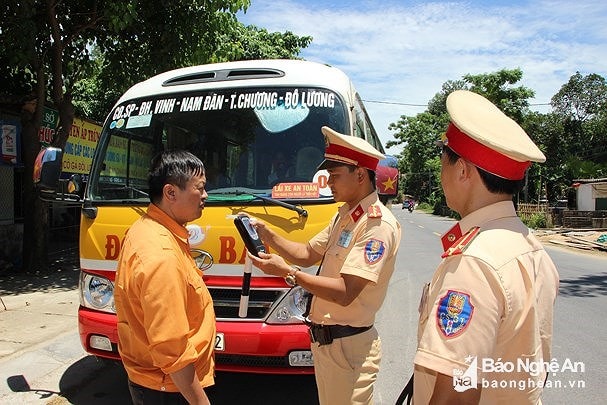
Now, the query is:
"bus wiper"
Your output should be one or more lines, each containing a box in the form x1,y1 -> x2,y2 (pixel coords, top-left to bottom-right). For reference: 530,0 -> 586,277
216,190 -> 308,218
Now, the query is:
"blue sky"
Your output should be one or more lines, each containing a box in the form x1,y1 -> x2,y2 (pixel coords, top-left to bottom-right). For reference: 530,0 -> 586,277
238,0 -> 607,153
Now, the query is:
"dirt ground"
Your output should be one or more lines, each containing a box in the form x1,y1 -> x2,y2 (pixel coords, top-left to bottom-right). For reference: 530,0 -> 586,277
534,229 -> 607,257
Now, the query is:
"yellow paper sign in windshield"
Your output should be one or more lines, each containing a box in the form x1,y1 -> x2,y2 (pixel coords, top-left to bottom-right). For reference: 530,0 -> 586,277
62,118 -> 101,174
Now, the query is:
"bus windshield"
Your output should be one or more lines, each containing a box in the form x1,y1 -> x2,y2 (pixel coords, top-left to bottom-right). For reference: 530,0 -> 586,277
88,87 -> 347,202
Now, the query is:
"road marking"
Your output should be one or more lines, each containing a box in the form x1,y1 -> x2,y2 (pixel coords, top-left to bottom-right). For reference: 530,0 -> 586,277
433,232 -> 441,236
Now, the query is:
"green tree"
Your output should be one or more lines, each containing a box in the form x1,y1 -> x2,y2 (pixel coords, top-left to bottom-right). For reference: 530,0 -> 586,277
78,23 -> 312,122
522,72 -> 607,208
464,68 -> 534,122
389,68 -> 536,211
1,0 -> 251,273
551,72 -> 607,167
213,24 -> 312,62
387,112 -> 447,203
521,112 -> 567,204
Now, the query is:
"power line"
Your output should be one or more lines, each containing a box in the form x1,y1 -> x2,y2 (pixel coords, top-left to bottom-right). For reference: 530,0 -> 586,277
362,99 -> 552,107
362,99 -> 428,107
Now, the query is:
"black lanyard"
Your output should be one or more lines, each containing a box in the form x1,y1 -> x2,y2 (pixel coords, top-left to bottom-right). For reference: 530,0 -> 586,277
302,215 -> 339,318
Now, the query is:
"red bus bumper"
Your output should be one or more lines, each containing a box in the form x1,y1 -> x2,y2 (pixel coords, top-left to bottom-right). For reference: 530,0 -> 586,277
78,308 -> 313,374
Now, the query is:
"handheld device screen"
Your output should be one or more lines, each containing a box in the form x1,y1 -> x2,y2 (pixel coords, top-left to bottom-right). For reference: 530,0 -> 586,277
234,215 -> 266,257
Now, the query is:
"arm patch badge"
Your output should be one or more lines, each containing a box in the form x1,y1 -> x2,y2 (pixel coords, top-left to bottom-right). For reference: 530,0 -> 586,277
364,239 -> 386,264
436,290 -> 474,338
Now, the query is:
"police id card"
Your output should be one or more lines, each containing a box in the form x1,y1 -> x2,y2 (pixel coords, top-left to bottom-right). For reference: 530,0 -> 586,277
338,230 -> 353,248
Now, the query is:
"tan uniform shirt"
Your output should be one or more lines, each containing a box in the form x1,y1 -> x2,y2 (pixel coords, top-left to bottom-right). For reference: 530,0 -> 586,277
308,192 -> 401,327
414,201 -> 559,404
115,203 -> 216,392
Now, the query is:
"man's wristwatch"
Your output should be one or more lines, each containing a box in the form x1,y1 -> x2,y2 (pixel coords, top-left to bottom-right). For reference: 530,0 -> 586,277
284,266 -> 300,287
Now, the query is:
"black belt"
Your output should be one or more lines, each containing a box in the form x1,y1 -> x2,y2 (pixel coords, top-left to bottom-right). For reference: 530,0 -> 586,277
308,323 -> 373,346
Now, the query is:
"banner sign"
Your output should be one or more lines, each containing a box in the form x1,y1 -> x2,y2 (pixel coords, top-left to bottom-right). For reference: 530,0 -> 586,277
1,119 -> 21,165
39,107 -> 59,145
62,117 -> 101,176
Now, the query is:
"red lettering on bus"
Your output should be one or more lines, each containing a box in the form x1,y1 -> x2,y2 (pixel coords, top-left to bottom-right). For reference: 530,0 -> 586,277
219,236 -> 236,263
105,234 -> 121,260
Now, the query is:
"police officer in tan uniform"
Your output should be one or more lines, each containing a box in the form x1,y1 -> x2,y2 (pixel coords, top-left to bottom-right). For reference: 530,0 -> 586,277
413,91 -> 559,404
249,126 -> 401,405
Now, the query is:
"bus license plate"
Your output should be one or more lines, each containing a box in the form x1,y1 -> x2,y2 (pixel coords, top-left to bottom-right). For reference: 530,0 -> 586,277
215,333 -> 224,351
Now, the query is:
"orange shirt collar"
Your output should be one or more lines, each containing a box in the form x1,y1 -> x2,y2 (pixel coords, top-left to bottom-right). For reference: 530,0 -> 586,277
145,203 -> 190,245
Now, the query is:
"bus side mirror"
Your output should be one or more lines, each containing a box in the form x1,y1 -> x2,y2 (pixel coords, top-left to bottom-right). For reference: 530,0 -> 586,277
33,147 -> 63,190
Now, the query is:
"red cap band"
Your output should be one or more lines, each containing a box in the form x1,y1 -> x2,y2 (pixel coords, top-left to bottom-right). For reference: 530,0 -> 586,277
325,143 -> 380,171
445,123 -> 530,180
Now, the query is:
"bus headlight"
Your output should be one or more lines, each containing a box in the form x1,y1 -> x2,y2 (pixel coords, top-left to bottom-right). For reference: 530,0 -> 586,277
80,272 -> 115,313
266,286 -> 308,324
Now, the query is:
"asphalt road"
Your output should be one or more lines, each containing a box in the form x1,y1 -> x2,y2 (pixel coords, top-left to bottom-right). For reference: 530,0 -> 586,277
1,207 -> 605,404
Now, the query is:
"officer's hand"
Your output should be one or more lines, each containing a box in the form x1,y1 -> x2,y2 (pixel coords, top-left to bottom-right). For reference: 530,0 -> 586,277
236,212 -> 271,241
251,218 -> 272,241
247,251 -> 289,278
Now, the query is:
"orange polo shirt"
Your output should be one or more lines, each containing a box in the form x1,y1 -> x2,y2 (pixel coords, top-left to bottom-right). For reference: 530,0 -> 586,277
115,203 -> 216,392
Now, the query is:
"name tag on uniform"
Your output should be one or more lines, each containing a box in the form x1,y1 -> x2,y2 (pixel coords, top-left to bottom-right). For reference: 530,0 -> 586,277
338,230 -> 353,248
418,282 -> 430,313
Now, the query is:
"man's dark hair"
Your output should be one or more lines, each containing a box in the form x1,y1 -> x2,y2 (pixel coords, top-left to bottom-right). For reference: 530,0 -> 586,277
148,150 -> 205,204
443,146 -> 524,195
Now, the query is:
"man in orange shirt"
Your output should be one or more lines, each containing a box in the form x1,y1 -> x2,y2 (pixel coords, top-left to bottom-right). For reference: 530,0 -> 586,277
115,150 -> 215,405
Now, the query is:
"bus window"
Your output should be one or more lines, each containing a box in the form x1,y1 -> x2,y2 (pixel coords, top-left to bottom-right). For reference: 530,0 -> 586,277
89,87 -> 347,201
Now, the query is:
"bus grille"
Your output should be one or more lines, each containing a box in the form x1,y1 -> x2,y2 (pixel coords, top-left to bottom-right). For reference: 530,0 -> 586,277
208,287 -> 285,320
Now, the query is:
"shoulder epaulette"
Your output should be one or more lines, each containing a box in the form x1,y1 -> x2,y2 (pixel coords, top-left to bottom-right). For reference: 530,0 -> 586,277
441,227 -> 480,258
367,204 -> 382,218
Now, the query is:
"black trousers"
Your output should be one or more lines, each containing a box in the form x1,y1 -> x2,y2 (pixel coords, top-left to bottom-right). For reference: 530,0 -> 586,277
128,380 -> 188,405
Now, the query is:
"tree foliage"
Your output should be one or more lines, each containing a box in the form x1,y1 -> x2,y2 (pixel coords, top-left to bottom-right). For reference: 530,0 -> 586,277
79,23 -> 313,122
550,72 -> 607,170
213,24 -> 313,63
389,68 -> 535,208
390,69 -> 607,212
1,0 -> 314,273
552,72 -> 607,122
463,68 -> 534,122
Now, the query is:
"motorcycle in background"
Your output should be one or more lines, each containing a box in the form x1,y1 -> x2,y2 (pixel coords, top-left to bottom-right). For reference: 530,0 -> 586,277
402,199 -> 414,212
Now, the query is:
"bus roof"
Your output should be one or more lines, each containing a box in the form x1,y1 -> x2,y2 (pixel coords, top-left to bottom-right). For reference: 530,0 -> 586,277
116,59 -> 355,105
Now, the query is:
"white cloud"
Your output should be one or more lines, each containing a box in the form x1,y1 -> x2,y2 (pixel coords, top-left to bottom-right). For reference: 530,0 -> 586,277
239,0 -> 607,153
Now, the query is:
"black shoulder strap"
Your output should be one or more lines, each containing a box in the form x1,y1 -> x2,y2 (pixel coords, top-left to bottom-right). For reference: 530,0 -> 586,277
302,214 -> 339,318
395,374 -> 413,405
